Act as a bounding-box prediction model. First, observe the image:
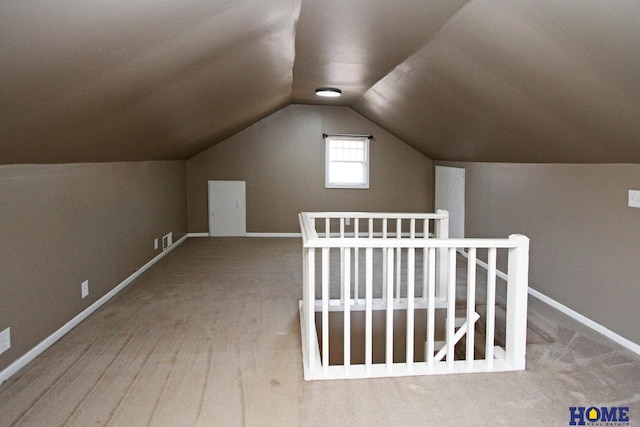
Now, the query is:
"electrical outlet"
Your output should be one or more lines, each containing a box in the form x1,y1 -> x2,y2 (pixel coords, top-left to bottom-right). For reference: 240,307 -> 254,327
0,328 -> 10,355
154,238 -> 159,250
629,190 -> 640,208
345,218 -> 350,225
81,280 -> 89,299
162,232 -> 173,251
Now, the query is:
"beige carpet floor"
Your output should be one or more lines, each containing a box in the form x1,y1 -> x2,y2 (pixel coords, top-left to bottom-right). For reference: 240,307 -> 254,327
0,237 -> 639,426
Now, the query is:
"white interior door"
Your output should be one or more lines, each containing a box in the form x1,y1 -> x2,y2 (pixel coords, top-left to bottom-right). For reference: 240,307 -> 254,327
208,181 -> 246,236
435,166 -> 465,238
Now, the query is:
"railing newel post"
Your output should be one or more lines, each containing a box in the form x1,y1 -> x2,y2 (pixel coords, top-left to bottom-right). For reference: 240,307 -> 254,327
506,234 -> 529,371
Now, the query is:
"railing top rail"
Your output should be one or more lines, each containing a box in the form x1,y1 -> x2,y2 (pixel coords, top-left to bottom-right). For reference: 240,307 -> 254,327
300,211 -> 449,244
302,236 -> 526,249
299,211 -> 527,249
304,211 -> 449,220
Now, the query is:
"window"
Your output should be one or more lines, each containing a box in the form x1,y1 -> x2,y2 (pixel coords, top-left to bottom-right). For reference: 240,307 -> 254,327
325,135 -> 370,189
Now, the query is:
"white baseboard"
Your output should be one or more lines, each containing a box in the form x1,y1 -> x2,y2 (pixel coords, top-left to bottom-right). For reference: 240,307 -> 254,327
459,249 -> 640,356
189,232 -> 302,238
527,288 -> 640,355
188,232 -> 209,238
193,232 -> 429,238
0,233 -> 189,386
245,232 -> 302,238
245,232 -> 430,238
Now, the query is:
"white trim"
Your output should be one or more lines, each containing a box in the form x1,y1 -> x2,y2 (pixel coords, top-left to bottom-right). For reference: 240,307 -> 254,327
188,232 -> 209,238
325,135 -> 370,189
191,232 -> 303,238
246,232 -> 302,238
0,234 -> 188,385
527,288 -> 640,355
459,249 -> 640,356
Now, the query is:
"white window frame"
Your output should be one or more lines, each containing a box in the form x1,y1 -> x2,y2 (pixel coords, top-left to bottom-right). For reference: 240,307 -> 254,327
324,135 -> 370,189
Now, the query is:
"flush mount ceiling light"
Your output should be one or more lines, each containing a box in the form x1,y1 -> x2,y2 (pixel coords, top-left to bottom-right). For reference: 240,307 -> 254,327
315,87 -> 342,97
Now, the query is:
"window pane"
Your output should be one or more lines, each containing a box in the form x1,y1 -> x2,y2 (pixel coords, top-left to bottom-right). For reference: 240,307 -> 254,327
329,162 -> 364,184
330,139 -> 364,162
330,146 -> 338,161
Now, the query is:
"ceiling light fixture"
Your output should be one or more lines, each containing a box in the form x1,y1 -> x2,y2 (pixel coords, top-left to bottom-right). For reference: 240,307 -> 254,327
315,87 -> 342,98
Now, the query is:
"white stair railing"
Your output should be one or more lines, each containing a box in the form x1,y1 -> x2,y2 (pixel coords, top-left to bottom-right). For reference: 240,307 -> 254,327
298,212 -> 529,381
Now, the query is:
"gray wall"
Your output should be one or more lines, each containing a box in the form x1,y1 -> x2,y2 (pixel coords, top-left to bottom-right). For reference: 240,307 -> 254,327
438,162 -> 640,344
187,104 -> 434,233
0,161 -> 187,372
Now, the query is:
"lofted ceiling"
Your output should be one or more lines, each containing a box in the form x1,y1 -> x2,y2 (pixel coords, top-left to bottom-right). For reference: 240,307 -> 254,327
1,0 -> 639,165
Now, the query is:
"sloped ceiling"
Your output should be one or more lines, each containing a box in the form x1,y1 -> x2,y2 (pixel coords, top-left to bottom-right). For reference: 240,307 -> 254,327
1,0 -> 639,164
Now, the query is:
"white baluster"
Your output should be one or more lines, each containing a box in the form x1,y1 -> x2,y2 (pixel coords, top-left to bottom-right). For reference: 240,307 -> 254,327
343,248 -> 351,375
386,247 -> 394,373
322,248 -> 330,376
340,218 -> 345,304
382,219 -> 388,302
422,219 -> 429,303
426,247 -> 436,370
446,247 -> 457,370
436,210 -> 449,301
466,248 -> 476,369
365,247 -> 373,374
307,248 -> 316,370
396,218 -> 401,302
485,248 -> 497,368
354,218 -> 359,304
406,247 -> 415,371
